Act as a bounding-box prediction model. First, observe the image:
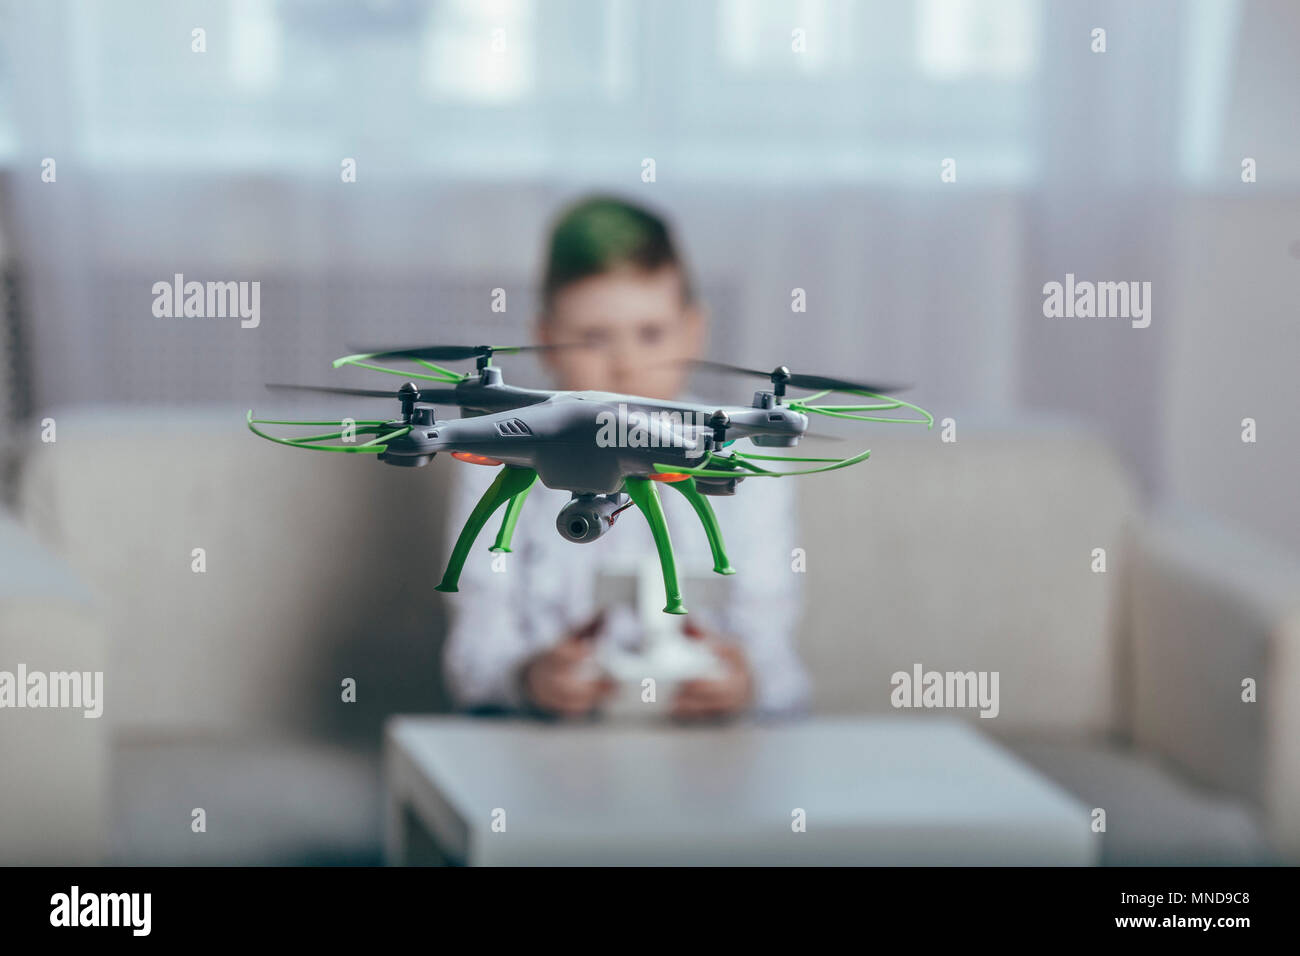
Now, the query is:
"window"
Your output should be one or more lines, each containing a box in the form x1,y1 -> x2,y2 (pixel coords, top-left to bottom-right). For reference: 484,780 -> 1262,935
0,0 -> 1051,183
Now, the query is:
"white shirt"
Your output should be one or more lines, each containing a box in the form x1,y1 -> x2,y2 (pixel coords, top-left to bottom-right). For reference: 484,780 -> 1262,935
441,444 -> 811,716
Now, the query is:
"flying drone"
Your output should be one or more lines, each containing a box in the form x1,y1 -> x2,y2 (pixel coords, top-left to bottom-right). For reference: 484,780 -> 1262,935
247,344 -> 932,614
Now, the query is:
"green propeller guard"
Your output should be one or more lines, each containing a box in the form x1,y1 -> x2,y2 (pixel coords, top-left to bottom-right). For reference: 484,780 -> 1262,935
786,388 -> 934,427
653,447 -> 872,480
246,410 -> 408,453
331,353 -> 466,383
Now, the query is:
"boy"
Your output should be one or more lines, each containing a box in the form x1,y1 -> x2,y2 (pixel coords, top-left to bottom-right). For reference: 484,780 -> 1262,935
442,196 -> 809,720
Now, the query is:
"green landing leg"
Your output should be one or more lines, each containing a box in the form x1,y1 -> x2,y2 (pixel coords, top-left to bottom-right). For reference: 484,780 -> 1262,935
436,466 -> 539,592
622,476 -> 687,615
490,475 -> 537,553
663,476 -> 735,575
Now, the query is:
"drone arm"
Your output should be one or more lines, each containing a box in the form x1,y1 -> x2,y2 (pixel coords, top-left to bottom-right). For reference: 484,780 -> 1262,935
622,477 -> 687,615
663,477 -> 735,576
435,465 -> 539,593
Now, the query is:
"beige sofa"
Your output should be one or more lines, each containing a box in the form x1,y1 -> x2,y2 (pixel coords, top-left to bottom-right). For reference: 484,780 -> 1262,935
3,405 -> 1297,864
0,511 -> 107,864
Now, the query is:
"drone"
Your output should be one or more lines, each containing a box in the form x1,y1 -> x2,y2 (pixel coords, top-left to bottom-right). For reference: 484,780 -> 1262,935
248,344 -> 932,614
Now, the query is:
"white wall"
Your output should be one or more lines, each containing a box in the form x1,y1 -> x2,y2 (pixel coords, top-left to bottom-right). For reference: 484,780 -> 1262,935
1165,196 -> 1300,557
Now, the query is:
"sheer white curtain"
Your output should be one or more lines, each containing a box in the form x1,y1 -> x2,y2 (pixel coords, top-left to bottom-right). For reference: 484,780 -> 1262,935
0,0 -> 1044,401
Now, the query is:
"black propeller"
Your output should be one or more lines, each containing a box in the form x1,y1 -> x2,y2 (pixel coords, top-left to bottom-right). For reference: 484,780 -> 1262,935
346,343 -> 585,363
687,360 -> 908,396
265,382 -> 459,402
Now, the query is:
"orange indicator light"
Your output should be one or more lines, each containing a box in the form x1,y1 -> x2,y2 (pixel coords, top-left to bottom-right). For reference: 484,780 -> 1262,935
451,452 -> 504,466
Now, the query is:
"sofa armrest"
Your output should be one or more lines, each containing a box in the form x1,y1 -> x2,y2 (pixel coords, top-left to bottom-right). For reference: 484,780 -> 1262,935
1128,505 -> 1300,861
0,509 -> 108,863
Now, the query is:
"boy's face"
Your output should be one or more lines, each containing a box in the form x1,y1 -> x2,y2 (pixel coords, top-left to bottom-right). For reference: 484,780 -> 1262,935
537,266 -> 704,400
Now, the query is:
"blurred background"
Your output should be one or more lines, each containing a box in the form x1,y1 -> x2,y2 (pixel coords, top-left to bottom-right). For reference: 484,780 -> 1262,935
0,0 -> 1297,866
0,0 -> 1296,537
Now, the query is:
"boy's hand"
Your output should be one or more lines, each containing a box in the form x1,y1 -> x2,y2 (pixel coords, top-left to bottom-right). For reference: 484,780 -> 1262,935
671,625 -> 753,720
520,613 -> 616,718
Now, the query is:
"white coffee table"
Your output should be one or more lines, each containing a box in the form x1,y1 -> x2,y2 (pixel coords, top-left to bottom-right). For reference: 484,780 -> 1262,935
383,715 -> 1097,865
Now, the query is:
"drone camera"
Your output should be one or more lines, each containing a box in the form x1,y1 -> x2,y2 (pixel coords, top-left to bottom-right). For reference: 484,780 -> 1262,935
556,494 -> 625,543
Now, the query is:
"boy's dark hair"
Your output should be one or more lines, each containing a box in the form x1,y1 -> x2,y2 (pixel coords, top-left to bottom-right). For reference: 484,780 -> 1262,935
541,196 -> 694,314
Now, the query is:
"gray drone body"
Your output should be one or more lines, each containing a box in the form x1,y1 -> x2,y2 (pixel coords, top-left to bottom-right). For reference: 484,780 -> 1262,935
377,368 -> 808,497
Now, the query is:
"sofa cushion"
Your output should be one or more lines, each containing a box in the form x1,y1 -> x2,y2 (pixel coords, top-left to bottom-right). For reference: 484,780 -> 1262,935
797,419 -> 1136,736
1003,737 -> 1269,865
0,510 -> 108,864
18,406 -> 452,737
